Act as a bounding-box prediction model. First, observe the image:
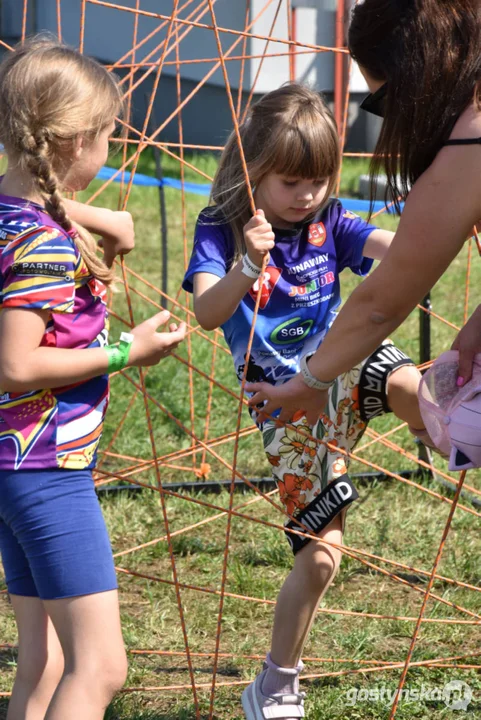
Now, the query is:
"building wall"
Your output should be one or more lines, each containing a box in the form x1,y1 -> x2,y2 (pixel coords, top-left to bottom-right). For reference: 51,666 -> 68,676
30,0 -> 344,92
0,0 -> 376,150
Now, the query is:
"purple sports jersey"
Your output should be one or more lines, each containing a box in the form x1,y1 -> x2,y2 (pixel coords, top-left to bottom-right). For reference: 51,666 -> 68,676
0,194 -> 109,470
183,200 -> 376,386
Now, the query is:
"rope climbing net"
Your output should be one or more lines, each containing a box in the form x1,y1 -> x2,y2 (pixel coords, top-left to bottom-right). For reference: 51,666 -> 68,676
0,1 -> 480,718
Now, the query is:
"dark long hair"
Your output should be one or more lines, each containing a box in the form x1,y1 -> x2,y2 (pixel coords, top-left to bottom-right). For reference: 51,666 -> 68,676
348,0 -> 481,211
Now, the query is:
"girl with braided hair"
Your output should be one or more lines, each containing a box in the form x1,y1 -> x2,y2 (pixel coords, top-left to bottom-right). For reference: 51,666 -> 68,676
0,37 -> 185,719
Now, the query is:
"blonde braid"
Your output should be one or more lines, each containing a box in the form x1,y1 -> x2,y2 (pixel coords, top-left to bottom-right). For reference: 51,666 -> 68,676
19,126 -> 115,285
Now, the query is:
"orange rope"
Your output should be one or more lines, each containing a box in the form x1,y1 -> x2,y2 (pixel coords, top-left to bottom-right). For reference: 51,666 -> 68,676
175,33 -> 198,472
464,235 -> 473,324
205,1 -> 262,711
389,471 -> 469,717
113,565 -> 481,628
119,2 -> 215,102
56,0 -> 62,40
117,3 -> 200,712
108,48 -> 343,68
117,0 -> 140,205
236,0 -> 251,117
96,373 -> 481,623
240,0 -> 284,124
86,0 -> 351,55
287,0 -> 295,81
79,0 -> 87,52
21,0 -> 28,43
108,0 -> 203,75
1,1 -> 477,712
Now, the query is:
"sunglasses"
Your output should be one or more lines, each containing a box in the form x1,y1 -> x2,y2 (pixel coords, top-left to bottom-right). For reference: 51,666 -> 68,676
360,83 -> 387,118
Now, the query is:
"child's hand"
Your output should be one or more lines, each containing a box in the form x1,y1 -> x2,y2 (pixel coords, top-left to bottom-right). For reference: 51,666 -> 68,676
98,211 -> 135,267
128,311 -> 186,367
243,209 -> 275,267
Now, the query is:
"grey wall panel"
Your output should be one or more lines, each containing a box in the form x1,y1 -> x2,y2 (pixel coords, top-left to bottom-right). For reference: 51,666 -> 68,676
2,0 -> 374,151
36,0 -> 249,89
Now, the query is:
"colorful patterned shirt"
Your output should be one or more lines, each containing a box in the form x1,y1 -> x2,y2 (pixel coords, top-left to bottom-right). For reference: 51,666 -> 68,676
0,193 -> 109,470
183,200 -> 376,387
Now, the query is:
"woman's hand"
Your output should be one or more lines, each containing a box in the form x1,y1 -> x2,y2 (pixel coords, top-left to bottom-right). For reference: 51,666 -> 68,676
246,374 -> 328,425
98,210 -> 135,267
243,209 -> 275,267
451,305 -> 481,385
129,310 -> 186,367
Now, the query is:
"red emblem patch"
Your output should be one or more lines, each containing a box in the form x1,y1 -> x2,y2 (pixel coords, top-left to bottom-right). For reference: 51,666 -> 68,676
87,277 -> 107,302
248,266 -> 282,310
307,222 -> 327,247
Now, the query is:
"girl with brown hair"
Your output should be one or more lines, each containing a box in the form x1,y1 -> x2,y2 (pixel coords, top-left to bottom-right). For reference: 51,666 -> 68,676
0,37 -> 185,719
247,1 -> 481,443
183,82 -> 429,719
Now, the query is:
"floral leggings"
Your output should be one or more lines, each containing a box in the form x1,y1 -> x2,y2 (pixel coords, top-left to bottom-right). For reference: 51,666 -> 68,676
260,342 -> 414,554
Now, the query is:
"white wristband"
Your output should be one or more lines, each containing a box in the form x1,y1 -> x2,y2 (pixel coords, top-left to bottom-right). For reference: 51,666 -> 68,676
299,353 -> 335,391
241,253 -> 263,279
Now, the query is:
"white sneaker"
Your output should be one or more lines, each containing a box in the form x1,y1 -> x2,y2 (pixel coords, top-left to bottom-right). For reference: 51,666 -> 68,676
241,669 -> 305,719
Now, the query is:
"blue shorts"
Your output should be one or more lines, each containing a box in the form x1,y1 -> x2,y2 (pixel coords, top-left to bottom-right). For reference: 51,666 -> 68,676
0,468 -> 118,600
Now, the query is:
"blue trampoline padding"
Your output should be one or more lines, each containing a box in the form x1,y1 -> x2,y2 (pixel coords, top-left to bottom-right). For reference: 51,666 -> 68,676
338,197 -> 405,214
95,166 -> 211,195
95,165 -> 404,212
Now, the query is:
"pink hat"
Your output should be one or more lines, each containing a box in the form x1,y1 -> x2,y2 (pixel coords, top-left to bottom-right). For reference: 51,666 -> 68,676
418,350 -> 481,471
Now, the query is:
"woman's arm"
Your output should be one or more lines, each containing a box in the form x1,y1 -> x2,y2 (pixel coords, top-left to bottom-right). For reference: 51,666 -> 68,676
246,144 -> 481,423
308,145 -> 479,381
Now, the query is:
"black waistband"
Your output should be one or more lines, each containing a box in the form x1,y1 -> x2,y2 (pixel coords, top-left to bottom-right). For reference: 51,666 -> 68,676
444,137 -> 481,146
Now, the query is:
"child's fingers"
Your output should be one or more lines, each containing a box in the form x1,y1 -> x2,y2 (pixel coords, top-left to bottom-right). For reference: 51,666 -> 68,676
247,391 -> 265,406
171,322 -> 187,340
149,310 -> 171,329
248,214 -> 271,230
245,382 -> 265,399
256,400 -> 278,423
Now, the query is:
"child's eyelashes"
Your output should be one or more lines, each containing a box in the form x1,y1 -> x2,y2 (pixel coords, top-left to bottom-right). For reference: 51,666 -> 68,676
281,178 -> 328,188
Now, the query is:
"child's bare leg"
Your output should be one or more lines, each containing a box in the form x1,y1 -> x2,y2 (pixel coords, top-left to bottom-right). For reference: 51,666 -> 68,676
44,590 -> 128,720
7,595 -> 64,720
270,511 -> 344,670
386,365 -> 424,429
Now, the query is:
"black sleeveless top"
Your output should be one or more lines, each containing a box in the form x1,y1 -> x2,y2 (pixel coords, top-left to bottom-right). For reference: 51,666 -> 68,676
444,138 -> 481,145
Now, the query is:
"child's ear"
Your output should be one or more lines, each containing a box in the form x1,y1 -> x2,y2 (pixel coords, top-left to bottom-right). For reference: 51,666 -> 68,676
73,134 -> 84,160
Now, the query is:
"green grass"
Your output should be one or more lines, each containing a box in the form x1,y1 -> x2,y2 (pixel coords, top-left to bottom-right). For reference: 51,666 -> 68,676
0,152 -> 480,719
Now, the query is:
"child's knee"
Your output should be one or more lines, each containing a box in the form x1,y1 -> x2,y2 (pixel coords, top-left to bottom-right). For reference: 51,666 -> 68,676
386,365 -> 425,427
296,541 -> 341,592
387,364 -> 421,399
99,651 -> 128,697
66,647 -> 128,699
